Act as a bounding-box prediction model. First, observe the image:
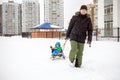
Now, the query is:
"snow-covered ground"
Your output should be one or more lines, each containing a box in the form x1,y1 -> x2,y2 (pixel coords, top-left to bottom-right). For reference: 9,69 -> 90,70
0,36 -> 120,80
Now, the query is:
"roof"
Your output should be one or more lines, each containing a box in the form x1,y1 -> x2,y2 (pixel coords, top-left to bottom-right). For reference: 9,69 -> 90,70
32,22 -> 63,29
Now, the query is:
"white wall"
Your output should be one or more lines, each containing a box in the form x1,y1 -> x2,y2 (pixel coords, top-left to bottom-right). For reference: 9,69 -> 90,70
114,0 -> 120,28
113,0 -> 118,37
98,0 -> 104,28
113,0 -> 118,28
0,0 -> 2,4
118,0 -> 120,28
113,0 -> 120,36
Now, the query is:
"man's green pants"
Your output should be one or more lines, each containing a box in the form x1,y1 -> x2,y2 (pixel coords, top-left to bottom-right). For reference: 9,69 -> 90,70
69,40 -> 84,67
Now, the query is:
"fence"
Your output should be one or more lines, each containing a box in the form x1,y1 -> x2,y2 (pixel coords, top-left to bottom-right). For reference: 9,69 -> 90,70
94,27 -> 120,42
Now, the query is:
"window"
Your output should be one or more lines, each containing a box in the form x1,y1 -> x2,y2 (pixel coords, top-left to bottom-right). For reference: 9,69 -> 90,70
111,7 -> 113,14
5,10 -> 7,13
104,0 -> 113,36
107,8 -> 110,14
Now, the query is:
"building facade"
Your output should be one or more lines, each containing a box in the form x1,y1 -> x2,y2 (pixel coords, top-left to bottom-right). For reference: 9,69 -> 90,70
2,0 -> 21,36
97,0 -> 120,36
93,0 -> 98,29
104,0 -> 113,36
87,4 -> 94,29
22,0 -> 40,33
18,4 -> 22,35
31,23 -> 63,38
44,0 -> 64,27
0,4 -> 2,35
113,0 -> 120,29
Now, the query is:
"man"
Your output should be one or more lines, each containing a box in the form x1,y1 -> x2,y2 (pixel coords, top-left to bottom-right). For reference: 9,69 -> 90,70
66,5 -> 93,68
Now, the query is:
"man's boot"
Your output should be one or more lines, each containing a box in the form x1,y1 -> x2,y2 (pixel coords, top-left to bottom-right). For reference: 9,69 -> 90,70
75,58 -> 80,67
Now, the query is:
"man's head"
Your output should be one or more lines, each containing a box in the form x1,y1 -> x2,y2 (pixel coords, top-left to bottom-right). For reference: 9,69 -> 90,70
80,5 -> 88,15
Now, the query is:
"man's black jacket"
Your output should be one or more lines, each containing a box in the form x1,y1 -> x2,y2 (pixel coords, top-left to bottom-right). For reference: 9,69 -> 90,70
66,12 -> 93,43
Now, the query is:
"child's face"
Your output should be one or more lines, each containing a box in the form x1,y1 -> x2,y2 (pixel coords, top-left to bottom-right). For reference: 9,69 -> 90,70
56,45 -> 59,47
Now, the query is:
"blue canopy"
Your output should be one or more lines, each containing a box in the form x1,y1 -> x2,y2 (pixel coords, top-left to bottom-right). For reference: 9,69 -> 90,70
33,22 -> 63,29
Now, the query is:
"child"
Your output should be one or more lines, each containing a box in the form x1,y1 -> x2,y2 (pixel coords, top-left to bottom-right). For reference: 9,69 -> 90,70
50,42 -> 64,59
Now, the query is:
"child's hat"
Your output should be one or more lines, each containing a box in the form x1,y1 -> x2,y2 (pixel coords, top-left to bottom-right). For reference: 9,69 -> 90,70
55,42 -> 61,46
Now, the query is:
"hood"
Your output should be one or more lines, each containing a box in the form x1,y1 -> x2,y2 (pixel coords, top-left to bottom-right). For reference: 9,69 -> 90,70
75,11 -> 90,18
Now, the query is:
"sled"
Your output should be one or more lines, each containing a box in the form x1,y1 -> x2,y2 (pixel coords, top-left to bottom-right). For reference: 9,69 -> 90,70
50,55 -> 65,60
50,40 -> 67,60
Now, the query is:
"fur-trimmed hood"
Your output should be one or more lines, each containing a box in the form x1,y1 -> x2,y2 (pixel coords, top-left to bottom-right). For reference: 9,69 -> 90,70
75,11 -> 90,18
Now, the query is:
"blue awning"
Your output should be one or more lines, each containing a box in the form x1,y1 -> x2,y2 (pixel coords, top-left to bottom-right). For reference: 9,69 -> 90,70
32,22 -> 63,29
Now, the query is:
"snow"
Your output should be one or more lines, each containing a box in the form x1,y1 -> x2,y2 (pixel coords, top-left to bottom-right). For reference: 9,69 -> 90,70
0,36 -> 120,80
50,24 -> 63,28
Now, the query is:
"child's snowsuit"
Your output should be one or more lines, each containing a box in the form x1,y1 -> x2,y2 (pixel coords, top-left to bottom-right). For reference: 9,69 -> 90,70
51,42 -> 63,57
